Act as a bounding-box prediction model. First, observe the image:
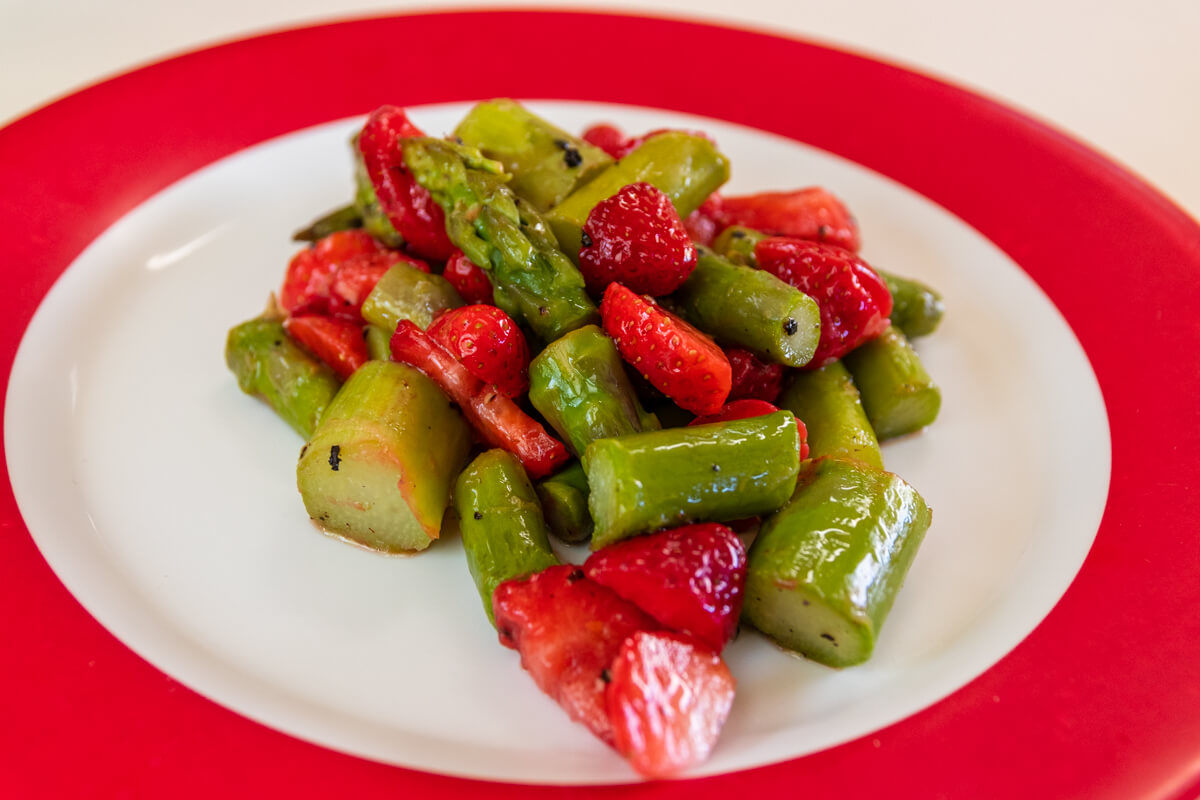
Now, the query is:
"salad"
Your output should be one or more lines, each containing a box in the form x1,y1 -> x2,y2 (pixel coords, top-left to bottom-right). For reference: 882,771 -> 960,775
225,99 -> 943,778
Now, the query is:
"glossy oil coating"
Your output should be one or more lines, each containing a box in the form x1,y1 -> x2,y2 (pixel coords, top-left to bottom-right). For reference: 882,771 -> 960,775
743,457 -> 931,666
583,410 -> 801,549
455,449 -> 560,624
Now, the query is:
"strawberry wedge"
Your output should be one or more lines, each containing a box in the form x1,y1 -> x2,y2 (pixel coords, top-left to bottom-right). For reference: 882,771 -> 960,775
389,320 -> 568,478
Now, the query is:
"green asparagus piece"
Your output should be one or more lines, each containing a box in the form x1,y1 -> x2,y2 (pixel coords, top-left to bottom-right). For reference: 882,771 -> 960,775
401,137 -> 598,341
225,316 -> 340,440
455,450 -> 561,623
352,140 -> 404,247
881,272 -> 945,338
743,457 -> 931,667
777,362 -> 883,469
292,203 -> 363,242
297,361 -> 472,553
547,132 -> 731,262
583,411 -> 801,549
454,99 -> 613,212
528,325 -> 653,456
363,324 -> 391,361
535,462 -> 593,544
714,225 -> 945,339
843,325 -> 941,440
360,263 -> 463,334
675,248 -> 821,367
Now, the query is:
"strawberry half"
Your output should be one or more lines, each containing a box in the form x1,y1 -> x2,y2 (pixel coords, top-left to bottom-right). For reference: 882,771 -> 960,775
584,523 -> 746,652
283,315 -> 368,381
493,565 -> 659,744
443,249 -> 495,306
427,305 -> 530,398
756,237 -> 892,368
280,230 -> 384,316
724,346 -> 784,403
607,631 -> 736,778
600,283 -> 731,416
580,182 -> 697,296
719,187 -> 861,252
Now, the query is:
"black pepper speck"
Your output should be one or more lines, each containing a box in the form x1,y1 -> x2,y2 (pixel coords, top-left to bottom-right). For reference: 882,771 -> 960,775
580,231 -> 593,248
783,318 -> 799,335
328,445 -> 341,471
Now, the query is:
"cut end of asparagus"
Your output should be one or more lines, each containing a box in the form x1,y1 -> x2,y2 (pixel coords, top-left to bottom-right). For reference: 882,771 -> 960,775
743,580 -> 874,668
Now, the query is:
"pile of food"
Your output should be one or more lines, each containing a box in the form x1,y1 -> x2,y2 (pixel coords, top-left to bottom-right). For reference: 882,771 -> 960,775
225,99 -> 943,778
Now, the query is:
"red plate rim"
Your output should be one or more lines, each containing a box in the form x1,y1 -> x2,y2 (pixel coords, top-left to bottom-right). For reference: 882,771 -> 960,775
2,9 -> 1199,799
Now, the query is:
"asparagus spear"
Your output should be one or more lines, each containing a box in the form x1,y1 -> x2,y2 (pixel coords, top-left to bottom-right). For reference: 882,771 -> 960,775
363,324 -> 391,361
454,449 -> 561,624
743,457 -> 931,667
454,99 -> 613,212
528,325 -> 654,456
843,324 -> 941,439
777,361 -> 883,469
535,462 -> 593,544
547,132 -> 730,263
360,263 -> 463,334
292,203 -> 363,243
583,411 -> 801,549
401,137 -> 598,341
225,315 -> 340,440
674,248 -> 821,367
297,361 -> 472,553
714,225 -> 945,338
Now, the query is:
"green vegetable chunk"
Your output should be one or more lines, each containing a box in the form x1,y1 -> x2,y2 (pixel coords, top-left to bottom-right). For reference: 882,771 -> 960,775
548,132 -> 731,262
675,248 -> 821,367
402,137 -> 598,341
225,316 -> 340,440
536,461 -> 594,544
881,273 -> 945,339
455,450 -> 561,623
528,325 -> 653,455
583,411 -> 801,549
361,264 -> 463,334
363,324 -> 391,361
777,362 -> 883,469
297,361 -> 472,554
712,225 -> 761,266
292,203 -> 363,242
454,99 -> 613,212
843,325 -> 941,440
743,457 -> 931,667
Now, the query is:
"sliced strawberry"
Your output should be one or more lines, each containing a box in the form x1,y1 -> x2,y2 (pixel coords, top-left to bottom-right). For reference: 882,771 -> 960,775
324,251 -> 426,322
579,182 -> 696,296
390,321 -> 568,478
724,346 -> 784,403
443,249 -> 495,305
607,631 -> 736,778
600,283 -> 731,415
584,523 -> 746,652
689,399 -> 809,460
280,248 -> 325,316
719,187 -> 861,252
581,123 -> 627,159
756,237 -> 892,368
493,565 -> 659,744
427,305 -> 529,398
683,194 -> 724,246
284,315 -> 368,380
312,229 -> 384,264
358,105 -> 456,261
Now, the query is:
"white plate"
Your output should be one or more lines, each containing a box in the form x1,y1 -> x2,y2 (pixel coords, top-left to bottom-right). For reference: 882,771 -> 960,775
4,101 -> 1110,783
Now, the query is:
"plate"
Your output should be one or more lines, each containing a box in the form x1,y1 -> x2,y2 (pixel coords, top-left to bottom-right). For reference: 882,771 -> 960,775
2,11 -> 1198,800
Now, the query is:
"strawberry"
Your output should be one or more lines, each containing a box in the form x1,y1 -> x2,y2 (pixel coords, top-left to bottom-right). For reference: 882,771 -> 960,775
606,631 -> 736,778
280,230 -> 383,315
756,237 -> 892,368
684,194 -> 724,247
493,565 -> 659,744
581,123 -> 627,159
584,523 -> 746,652
442,249 -> 495,306
719,187 -> 861,252
312,229 -> 384,264
724,346 -> 784,403
324,250 -> 428,322
690,399 -> 809,461
283,315 -> 368,380
358,105 -> 456,261
579,182 -> 697,296
600,283 -> 731,415
427,305 -> 530,398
